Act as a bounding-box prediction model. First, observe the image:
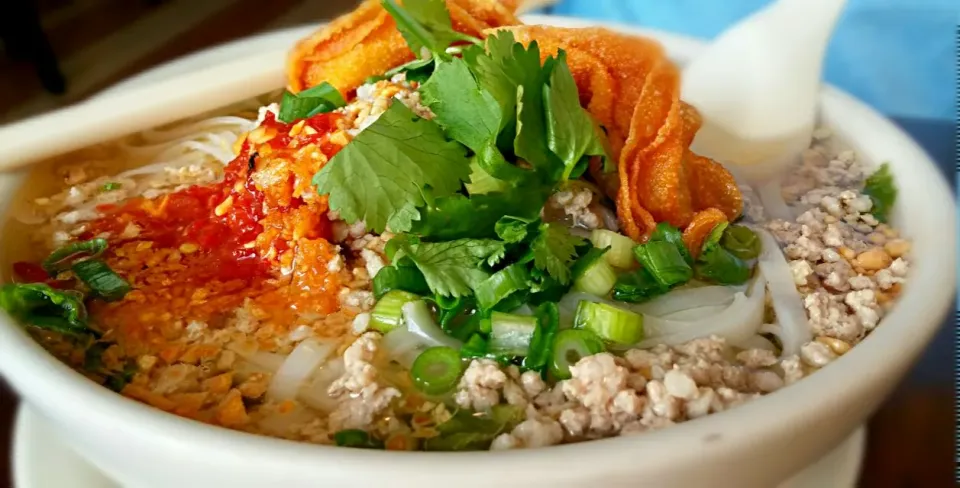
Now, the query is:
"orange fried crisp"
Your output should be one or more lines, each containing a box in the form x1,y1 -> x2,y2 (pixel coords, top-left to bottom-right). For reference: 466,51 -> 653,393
500,25 -> 742,241
287,0 -> 520,95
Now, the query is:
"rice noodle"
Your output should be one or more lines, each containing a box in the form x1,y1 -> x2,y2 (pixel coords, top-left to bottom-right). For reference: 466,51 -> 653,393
298,357 -> 345,413
756,229 -> 811,357
637,271 -> 766,348
266,338 -> 336,401
139,116 -> 254,144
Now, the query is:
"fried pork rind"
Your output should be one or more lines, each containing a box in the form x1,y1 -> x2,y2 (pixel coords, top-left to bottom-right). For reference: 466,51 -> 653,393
501,26 -> 742,241
287,0 -> 520,95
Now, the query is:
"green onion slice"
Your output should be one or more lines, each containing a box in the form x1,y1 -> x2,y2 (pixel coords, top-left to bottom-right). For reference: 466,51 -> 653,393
0,283 -> 93,336
649,223 -> 693,264
487,311 -> 537,357
72,259 -> 131,301
521,302 -> 559,373
334,429 -> 385,449
611,267 -> 667,303
572,251 -> 617,297
42,238 -> 108,275
694,222 -> 752,285
474,263 -> 528,311
633,240 -> 693,288
573,301 -> 644,346
369,290 -> 421,333
410,346 -> 463,395
589,229 -> 637,268
549,328 -> 606,380
721,224 -> 762,260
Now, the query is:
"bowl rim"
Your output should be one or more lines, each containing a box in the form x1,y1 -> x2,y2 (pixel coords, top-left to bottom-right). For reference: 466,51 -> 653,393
0,13 -> 955,482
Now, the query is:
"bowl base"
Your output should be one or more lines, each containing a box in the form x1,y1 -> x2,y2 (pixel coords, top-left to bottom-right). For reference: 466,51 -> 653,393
13,404 -> 864,488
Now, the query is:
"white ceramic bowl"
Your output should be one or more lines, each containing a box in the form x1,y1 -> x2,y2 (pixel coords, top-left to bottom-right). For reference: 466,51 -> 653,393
0,16 -> 954,488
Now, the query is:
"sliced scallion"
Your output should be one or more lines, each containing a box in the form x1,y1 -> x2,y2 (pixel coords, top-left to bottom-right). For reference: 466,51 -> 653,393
521,302 -> 559,373
369,290 -> 421,333
573,301 -> 644,346
721,225 -> 762,260
572,253 -> 617,297
410,346 -> 463,395
72,259 -> 131,301
474,263 -> 528,311
549,328 -> 605,380
334,429 -> 385,449
632,240 -> 693,288
695,223 -> 752,285
42,238 -> 108,275
488,311 -> 537,356
589,229 -> 637,268
649,223 -> 693,265
611,268 -> 666,303
0,283 -> 93,336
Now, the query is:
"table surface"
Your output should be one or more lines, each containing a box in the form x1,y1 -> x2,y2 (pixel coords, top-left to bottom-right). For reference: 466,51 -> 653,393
0,118 -> 954,487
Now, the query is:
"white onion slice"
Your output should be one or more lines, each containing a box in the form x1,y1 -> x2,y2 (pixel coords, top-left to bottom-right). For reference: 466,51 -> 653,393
638,272 -> 766,348
634,285 -> 738,317
297,357 -> 345,413
756,229 -> 811,357
268,346 -> 333,401
381,328 -> 431,369
401,301 -> 462,349
660,304 -> 729,321
228,341 -> 286,373
739,334 -> 778,352
558,285 -> 737,327
267,338 -> 336,401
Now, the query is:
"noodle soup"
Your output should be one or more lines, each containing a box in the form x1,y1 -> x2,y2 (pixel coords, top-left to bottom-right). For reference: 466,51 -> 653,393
0,0 -> 911,452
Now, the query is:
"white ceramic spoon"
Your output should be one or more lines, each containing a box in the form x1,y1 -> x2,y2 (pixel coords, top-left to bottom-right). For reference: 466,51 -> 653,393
681,0 -> 847,220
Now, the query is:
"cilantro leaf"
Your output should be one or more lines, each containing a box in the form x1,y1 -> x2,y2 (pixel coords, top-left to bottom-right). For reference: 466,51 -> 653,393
278,82 -> 346,123
494,216 -> 536,243
390,234 -> 506,297
381,0 -> 467,58
464,32 -> 542,139
420,58 -> 501,152
312,102 -> 471,233
464,160 -> 509,195
863,163 -> 897,223
544,52 -> 607,180
530,223 -> 586,285
410,189 -> 547,240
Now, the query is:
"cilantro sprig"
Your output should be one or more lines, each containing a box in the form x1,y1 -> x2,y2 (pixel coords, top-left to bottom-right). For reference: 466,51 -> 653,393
311,0 -> 613,302
312,102 -> 471,233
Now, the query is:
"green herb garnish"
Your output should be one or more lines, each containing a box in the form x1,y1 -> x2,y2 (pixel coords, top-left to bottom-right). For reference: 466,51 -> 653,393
42,238 -> 108,275
72,258 -> 131,301
101,182 -> 121,192
863,162 -> 897,223
388,234 -> 505,298
312,102 -> 472,233
0,283 -> 93,336
277,82 -> 346,123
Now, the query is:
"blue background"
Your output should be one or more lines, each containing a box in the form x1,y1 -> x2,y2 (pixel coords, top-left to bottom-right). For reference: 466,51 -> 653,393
544,0 -> 958,122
